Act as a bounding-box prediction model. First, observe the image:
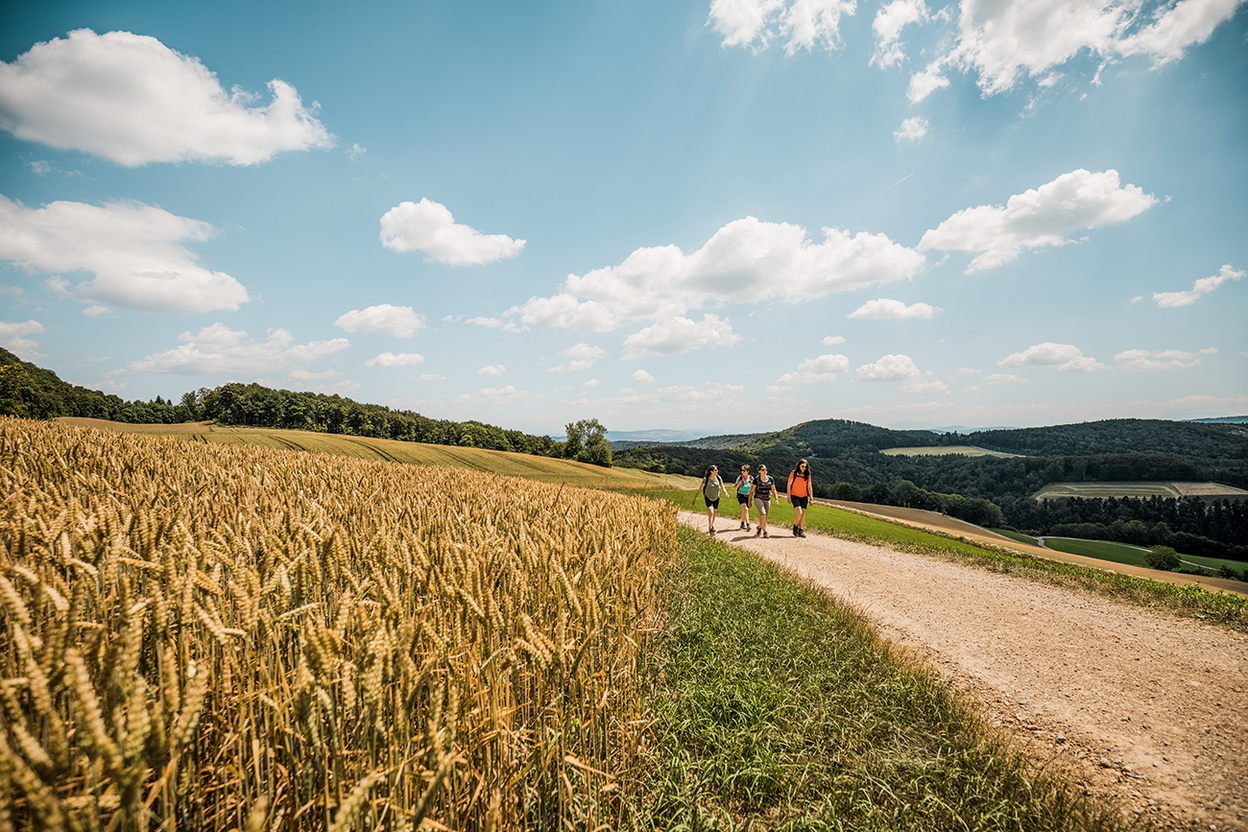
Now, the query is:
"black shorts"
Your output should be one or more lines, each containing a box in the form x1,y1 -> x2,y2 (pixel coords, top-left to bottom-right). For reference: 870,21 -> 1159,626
790,495 -> 808,509
706,498 -> 720,510
737,492 -> 751,505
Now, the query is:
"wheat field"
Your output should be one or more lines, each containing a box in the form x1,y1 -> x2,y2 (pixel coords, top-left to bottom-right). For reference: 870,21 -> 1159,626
0,417 -> 677,830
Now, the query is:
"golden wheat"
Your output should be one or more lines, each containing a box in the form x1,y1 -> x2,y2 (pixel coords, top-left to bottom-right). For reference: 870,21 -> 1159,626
0,417 -> 676,830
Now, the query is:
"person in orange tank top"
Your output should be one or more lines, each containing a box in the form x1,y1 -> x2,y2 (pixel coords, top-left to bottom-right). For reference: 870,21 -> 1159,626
787,458 -> 812,537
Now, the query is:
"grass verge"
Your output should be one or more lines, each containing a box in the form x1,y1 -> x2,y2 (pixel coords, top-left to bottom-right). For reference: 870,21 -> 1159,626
638,489 -> 1248,632
626,525 -> 1129,831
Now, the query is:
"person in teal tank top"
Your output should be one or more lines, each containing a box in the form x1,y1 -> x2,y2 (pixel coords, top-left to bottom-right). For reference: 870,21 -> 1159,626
733,464 -> 754,531
692,465 -> 725,534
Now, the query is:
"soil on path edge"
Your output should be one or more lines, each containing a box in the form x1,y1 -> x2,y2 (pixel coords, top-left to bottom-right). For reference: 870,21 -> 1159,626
678,511 -> 1248,830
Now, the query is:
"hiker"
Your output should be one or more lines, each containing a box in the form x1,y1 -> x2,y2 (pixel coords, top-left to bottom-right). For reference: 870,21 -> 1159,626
734,464 -> 753,530
752,465 -> 778,538
692,464 -> 725,534
787,458 -> 812,537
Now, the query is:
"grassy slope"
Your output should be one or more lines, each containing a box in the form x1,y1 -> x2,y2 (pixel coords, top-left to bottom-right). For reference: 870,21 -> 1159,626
56,417 -> 672,489
1033,481 -> 1248,500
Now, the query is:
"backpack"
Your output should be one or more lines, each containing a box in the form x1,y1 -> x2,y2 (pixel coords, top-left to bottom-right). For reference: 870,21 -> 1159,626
754,475 -> 774,500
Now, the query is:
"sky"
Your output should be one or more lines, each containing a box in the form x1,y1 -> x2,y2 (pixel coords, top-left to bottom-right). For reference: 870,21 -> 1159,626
1,0 -> 1245,436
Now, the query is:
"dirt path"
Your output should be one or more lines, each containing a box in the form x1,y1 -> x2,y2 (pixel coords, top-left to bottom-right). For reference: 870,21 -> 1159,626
679,511 -> 1248,830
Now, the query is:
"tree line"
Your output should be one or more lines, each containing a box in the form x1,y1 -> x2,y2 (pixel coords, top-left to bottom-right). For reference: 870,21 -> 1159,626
0,349 -> 613,467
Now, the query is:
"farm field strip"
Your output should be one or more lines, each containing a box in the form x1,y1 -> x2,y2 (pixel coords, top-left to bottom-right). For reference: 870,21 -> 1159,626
880,444 -> 1021,457
1,418 -> 675,829
1033,481 -> 1248,500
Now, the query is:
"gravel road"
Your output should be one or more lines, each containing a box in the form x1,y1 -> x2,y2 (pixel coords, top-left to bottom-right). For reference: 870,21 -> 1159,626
679,511 -> 1248,830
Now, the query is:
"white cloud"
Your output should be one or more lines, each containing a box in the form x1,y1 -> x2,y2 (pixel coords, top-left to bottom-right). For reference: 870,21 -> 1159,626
777,353 -> 850,383
621,314 -> 740,359
467,316 -> 502,328
918,169 -> 1157,272
998,342 -> 1106,371
0,194 -> 249,313
709,0 -> 857,55
505,216 -> 924,333
1152,264 -> 1244,307
820,334 -> 847,345
478,364 -> 506,376
419,373 -> 445,382
0,319 -> 44,358
906,64 -> 951,102
347,143 -> 366,160
479,385 -> 528,402
0,29 -> 332,166
583,379 -> 600,388
632,369 -> 656,384
126,323 -> 348,376
873,0 -> 930,67
0,284 -> 23,296
1199,347 -> 1218,354
908,0 -> 1247,103
956,366 -> 980,374
893,116 -> 929,143
380,198 -> 525,265
289,368 -> 337,381
334,304 -> 426,337
1115,348 -> 1202,371
848,298 -> 937,319
366,352 -> 425,367
897,379 -> 949,395
983,373 -> 1032,384
550,342 -> 607,373
854,353 -> 922,381
82,305 -> 110,317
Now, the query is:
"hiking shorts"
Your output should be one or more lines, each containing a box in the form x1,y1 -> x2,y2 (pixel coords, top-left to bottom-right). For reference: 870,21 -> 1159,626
737,493 -> 750,505
789,495 -> 809,509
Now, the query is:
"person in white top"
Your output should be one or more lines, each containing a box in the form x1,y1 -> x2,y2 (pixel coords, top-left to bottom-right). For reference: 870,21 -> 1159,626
692,465 -> 725,534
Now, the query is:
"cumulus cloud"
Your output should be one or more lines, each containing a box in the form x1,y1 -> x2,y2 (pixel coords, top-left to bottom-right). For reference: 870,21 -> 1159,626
419,373 -> 445,382
897,379 -> 949,395
709,0 -> 857,54
820,335 -> 847,345
1115,348 -> 1202,371
621,314 -> 740,359
633,369 -> 656,384
777,353 -> 850,383
907,0 -> 1246,103
366,352 -> 425,367
1152,264 -> 1244,307
873,0 -> 930,67
478,364 -> 506,376
998,342 -> 1106,371
893,115 -> 929,142
0,29 -> 332,166
848,298 -> 937,319
0,194 -> 249,313
918,169 -> 1157,272
0,319 -> 45,358
334,304 -> 426,337
550,342 -> 607,373
854,353 -> 922,381
126,323 -> 348,376
380,198 -> 525,265
505,216 -> 924,339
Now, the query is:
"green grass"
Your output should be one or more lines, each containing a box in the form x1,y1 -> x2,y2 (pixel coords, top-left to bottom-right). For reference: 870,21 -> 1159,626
990,528 -> 1040,545
643,488 -> 1248,631
627,525 -> 1128,831
880,445 -> 1019,458
1041,538 -> 1152,567
1032,481 -> 1248,501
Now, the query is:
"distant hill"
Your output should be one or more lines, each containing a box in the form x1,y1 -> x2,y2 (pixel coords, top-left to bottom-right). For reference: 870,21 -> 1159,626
1189,416 -> 1248,424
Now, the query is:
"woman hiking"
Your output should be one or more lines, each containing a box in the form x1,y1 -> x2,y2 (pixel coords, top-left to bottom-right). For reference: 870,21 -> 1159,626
787,458 -> 812,537
692,464 -> 725,534
733,464 -> 754,530
752,465 -> 778,538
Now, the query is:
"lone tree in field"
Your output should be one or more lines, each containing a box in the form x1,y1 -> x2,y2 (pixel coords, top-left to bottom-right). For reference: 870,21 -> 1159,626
1146,546 -> 1181,572
564,418 -> 612,468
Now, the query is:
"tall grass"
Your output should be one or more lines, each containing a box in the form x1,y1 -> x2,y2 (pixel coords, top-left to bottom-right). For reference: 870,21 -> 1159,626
0,417 -> 676,830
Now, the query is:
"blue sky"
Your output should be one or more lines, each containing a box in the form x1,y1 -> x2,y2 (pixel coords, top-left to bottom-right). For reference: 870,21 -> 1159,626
1,0 -> 1245,435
